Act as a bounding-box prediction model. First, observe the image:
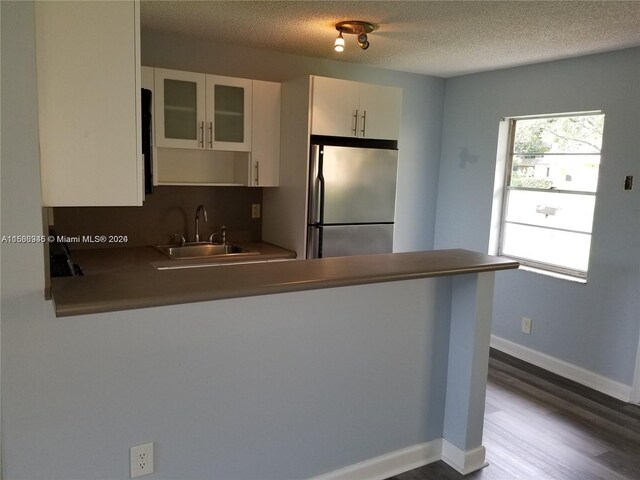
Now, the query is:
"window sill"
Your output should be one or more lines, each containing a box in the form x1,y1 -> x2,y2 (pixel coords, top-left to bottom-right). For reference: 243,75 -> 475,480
518,264 -> 587,284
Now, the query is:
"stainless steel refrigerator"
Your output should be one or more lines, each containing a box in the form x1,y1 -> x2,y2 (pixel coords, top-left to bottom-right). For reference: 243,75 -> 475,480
307,137 -> 399,258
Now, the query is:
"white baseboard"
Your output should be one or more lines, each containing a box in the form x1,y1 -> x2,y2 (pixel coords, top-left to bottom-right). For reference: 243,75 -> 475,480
441,440 -> 488,475
631,329 -> 640,404
309,438 -> 491,480
309,335 -> 636,480
491,335 -> 633,402
308,440 -> 442,480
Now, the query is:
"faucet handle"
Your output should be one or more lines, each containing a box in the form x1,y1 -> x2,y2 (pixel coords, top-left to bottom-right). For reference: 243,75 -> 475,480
208,232 -> 220,244
173,233 -> 186,246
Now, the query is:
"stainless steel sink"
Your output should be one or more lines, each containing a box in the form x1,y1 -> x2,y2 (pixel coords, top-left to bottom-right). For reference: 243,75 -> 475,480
156,243 -> 258,260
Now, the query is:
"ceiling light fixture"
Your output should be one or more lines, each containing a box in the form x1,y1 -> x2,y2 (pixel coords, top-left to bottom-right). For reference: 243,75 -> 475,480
334,20 -> 377,52
334,31 -> 345,52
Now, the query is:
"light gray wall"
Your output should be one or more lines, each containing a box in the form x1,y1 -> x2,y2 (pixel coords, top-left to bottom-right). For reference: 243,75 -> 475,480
141,31 -> 446,252
434,48 -> 640,385
3,279 -> 451,480
1,7 -> 451,478
1,1 -> 47,476
10,4 -> 637,478
1,1 -> 45,299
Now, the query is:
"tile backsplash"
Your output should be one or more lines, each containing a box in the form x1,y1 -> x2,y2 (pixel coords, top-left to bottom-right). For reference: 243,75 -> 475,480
52,186 -> 262,250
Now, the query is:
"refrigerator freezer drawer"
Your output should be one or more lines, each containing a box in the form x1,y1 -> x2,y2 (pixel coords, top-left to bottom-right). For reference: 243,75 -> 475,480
307,224 -> 393,258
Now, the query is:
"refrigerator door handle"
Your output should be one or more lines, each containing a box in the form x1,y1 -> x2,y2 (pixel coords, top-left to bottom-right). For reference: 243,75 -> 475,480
318,173 -> 325,224
307,225 -> 323,259
309,145 -> 325,224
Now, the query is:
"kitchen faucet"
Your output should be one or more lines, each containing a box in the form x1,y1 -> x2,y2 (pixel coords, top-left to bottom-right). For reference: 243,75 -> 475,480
208,225 -> 227,245
194,205 -> 208,243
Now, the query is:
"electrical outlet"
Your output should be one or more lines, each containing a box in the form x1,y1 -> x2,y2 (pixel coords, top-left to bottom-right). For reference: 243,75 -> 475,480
131,442 -> 154,478
521,317 -> 532,335
252,203 -> 261,219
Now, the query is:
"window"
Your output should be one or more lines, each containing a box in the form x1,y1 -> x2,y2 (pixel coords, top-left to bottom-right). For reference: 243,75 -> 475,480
498,112 -> 605,279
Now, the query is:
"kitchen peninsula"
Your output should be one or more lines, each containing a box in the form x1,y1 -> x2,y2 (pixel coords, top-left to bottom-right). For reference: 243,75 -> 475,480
51,249 -> 518,477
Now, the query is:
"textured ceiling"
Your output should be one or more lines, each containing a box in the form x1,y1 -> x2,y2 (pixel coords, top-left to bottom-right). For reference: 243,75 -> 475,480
140,1 -> 640,77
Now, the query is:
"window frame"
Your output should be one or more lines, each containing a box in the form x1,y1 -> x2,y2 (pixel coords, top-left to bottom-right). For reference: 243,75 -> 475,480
497,112 -> 604,280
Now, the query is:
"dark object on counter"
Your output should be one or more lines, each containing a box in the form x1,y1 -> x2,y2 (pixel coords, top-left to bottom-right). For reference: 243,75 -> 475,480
49,234 -> 84,277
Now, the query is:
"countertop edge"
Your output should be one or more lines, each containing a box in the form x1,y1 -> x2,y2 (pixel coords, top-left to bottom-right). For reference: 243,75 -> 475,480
52,249 -> 519,317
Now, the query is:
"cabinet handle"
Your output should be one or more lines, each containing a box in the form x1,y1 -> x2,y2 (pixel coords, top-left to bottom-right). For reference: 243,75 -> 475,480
255,161 -> 260,186
199,121 -> 204,148
208,122 -> 213,148
353,109 -> 359,137
361,110 -> 367,137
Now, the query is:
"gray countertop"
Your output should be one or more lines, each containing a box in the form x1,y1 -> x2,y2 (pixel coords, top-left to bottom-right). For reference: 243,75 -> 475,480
51,248 -> 519,317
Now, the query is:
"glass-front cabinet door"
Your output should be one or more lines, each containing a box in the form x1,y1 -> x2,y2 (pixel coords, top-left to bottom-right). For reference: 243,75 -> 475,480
154,69 -> 206,149
205,75 -> 252,152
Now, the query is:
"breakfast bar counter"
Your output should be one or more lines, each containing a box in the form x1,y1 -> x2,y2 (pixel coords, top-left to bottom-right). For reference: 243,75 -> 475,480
46,248 -> 519,478
52,248 -> 517,318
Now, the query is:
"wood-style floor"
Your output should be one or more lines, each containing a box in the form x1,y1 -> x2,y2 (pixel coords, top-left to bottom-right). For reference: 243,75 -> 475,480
389,349 -> 640,480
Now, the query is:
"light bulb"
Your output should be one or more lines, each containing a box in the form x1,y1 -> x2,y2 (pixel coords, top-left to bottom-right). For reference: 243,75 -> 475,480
334,32 -> 345,52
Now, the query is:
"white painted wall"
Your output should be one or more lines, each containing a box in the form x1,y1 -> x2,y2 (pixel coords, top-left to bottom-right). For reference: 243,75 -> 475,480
434,48 -> 640,387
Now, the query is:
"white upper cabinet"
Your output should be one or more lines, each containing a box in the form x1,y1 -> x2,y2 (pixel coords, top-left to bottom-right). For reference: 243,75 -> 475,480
206,75 -> 252,152
310,76 -> 402,141
311,77 -> 360,138
149,67 -> 280,186
357,83 -> 402,141
35,0 -> 142,206
251,80 -> 281,187
154,69 -> 206,149
155,69 -> 252,152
